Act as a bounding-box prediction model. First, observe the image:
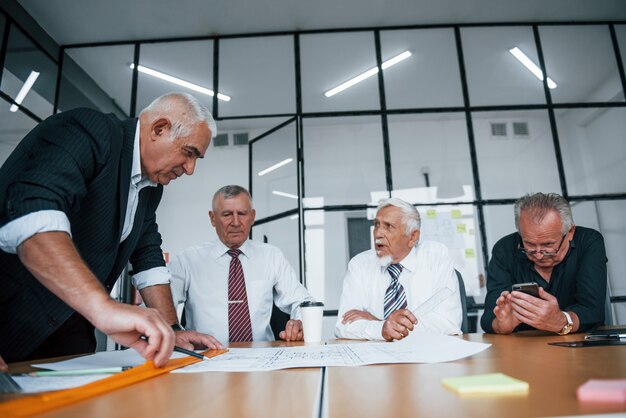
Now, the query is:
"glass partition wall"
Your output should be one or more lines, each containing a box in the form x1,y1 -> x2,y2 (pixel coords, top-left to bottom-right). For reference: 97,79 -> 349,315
1,11 -> 625,333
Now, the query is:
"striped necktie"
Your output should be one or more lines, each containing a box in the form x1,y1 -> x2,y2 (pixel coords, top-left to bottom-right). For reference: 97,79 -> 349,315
384,263 -> 408,319
227,248 -> 253,342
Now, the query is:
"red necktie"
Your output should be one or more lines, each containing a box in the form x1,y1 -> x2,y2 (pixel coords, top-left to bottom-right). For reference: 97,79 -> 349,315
227,249 -> 253,342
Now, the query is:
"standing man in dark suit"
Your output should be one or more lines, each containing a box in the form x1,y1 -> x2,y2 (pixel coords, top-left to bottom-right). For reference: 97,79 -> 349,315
0,92 -> 222,367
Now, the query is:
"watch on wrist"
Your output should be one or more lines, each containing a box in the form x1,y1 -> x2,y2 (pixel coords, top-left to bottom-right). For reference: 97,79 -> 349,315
557,311 -> 573,335
171,322 -> 185,332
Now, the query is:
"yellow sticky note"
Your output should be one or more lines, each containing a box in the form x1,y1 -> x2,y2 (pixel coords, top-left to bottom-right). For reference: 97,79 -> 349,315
456,223 -> 466,233
442,373 -> 529,395
451,209 -> 462,219
426,209 -> 437,219
465,248 -> 475,258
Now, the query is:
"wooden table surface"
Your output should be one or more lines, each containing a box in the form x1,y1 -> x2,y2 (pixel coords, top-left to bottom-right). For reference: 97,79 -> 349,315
3,333 -> 626,417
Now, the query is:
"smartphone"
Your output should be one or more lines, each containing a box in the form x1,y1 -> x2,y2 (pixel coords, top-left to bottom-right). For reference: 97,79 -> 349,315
512,282 -> 539,298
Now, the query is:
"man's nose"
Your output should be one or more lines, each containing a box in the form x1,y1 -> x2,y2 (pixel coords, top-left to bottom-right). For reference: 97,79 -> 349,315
183,158 -> 197,175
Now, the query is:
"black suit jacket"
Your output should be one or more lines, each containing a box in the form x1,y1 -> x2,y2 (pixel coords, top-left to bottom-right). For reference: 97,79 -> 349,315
0,108 -> 166,361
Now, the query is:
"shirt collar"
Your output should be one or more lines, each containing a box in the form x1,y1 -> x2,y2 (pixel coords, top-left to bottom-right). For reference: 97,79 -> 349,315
214,239 -> 251,259
131,121 -> 157,188
380,245 -> 418,273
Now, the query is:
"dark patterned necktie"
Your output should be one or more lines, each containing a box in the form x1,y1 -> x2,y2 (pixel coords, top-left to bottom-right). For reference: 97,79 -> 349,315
384,263 -> 408,319
227,249 -> 253,342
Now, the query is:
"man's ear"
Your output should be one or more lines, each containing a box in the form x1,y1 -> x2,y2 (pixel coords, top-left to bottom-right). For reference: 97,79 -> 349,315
152,118 -> 171,139
250,209 -> 256,226
209,210 -> 216,227
409,229 -> 420,247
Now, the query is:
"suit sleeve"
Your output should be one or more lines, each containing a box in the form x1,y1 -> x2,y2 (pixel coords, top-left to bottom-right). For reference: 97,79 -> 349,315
480,238 -> 514,333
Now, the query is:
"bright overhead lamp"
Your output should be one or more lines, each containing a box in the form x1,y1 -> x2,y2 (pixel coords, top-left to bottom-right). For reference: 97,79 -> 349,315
272,190 -> 298,199
257,158 -> 293,176
129,63 -> 231,101
10,71 -> 40,112
324,50 -> 412,98
509,47 -> 557,89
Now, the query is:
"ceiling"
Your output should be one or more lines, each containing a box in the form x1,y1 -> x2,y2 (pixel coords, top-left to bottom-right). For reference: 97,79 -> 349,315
16,0 -> 626,46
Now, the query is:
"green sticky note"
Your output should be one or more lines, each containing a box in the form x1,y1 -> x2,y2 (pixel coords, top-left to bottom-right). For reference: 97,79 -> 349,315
442,373 -> 529,395
426,209 -> 437,219
451,209 -> 462,219
456,223 -> 466,233
465,248 -> 475,258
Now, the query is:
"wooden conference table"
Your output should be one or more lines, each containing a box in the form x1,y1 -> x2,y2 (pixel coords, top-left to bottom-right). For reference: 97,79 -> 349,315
3,331 -> 626,418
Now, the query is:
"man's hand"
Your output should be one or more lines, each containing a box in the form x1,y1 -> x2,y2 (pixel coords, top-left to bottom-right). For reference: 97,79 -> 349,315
510,287 -> 573,333
0,355 -> 7,371
381,309 -> 417,341
92,299 -> 175,368
342,309 -> 380,324
279,319 -> 304,341
492,291 -> 522,334
174,330 -> 224,351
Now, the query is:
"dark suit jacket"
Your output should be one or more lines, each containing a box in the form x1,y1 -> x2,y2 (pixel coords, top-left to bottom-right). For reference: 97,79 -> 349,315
0,108 -> 166,361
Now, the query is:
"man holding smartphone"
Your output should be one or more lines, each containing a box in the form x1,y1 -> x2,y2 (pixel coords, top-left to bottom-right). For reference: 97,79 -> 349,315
481,193 -> 608,335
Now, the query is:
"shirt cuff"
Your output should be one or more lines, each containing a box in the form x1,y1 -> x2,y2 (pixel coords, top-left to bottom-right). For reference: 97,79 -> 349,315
0,210 -> 72,253
365,321 -> 385,341
132,266 -> 171,290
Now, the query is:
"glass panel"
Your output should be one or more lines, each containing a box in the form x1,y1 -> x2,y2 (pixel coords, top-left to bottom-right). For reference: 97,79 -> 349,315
381,28 -> 463,109
462,26 -> 546,106
251,120 -> 298,219
473,110 -> 561,199
61,45 -> 134,117
415,204 -> 484,297
556,107 -> 626,195
301,32 -> 379,113
302,115 -> 386,206
571,200 -> 626,324
0,105 -> 38,165
1,26 -> 57,118
388,113 -> 474,203
137,40 -> 214,115
304,209 -> 365,311
219,36 -> 295,117
251,216 -> 301,284
157,117 -> 288,254
540,25 -> 624,103
482,204 -> 516,258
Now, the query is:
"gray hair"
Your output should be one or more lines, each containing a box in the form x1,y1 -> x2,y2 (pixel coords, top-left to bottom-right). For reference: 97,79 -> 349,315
212,185 -> 253,211
514,192 -> 574,234
140,92 -> 217,139
377,198 -> 421,236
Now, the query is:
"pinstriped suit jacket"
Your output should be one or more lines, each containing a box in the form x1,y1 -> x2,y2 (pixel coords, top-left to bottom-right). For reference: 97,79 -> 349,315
0,108 -> 166,361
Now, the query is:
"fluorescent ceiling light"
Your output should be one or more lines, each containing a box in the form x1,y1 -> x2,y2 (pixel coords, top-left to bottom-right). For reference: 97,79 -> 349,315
324,50 -> 412,98
257,158 -> 293,176
10,71 -> 40,112
509,47 -> 557,89
129,63 -> 231,101
272,190 -> 298,199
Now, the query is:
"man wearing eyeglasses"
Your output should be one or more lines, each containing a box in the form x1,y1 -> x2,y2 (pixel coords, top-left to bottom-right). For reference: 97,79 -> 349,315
481,192 -> 608,335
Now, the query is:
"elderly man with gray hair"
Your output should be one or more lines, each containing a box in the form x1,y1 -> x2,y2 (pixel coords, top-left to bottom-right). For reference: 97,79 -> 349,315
481,192 -> 608,335
335,198 -> 462,341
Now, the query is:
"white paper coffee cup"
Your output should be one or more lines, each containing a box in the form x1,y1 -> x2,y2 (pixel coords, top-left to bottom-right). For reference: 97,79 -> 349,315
300,301 -> 324,342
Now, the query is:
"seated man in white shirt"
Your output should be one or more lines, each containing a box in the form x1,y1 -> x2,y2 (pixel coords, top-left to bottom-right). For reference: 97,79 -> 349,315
335,198 -> 462,341
169,185 -> 314,343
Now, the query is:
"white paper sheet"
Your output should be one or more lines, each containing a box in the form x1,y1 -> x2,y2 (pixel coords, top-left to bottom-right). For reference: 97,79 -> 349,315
174,331 -> 491,373
12,374 -> 112,393
34,349 -> 187,371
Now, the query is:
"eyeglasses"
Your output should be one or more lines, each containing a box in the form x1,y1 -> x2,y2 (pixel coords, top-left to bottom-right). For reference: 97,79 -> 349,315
518,228 -> 571,257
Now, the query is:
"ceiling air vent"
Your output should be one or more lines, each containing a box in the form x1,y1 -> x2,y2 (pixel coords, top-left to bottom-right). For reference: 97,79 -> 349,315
213,133 -> 229,147
512,122 -> 530,139
233,132 -> 249,146
490,122 -> 507,139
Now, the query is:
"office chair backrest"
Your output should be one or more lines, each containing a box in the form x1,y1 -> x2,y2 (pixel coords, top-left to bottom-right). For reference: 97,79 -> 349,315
455,270 -> 469,333
605,286 -> 613,326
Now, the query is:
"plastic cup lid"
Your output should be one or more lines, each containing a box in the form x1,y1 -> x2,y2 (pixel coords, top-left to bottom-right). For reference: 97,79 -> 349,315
300,301 -> 324,307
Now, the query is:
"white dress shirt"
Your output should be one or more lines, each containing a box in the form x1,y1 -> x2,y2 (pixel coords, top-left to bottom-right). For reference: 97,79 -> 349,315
169,239 -> 314,343
335,240 -> 462,340
0,123 -> 169,289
